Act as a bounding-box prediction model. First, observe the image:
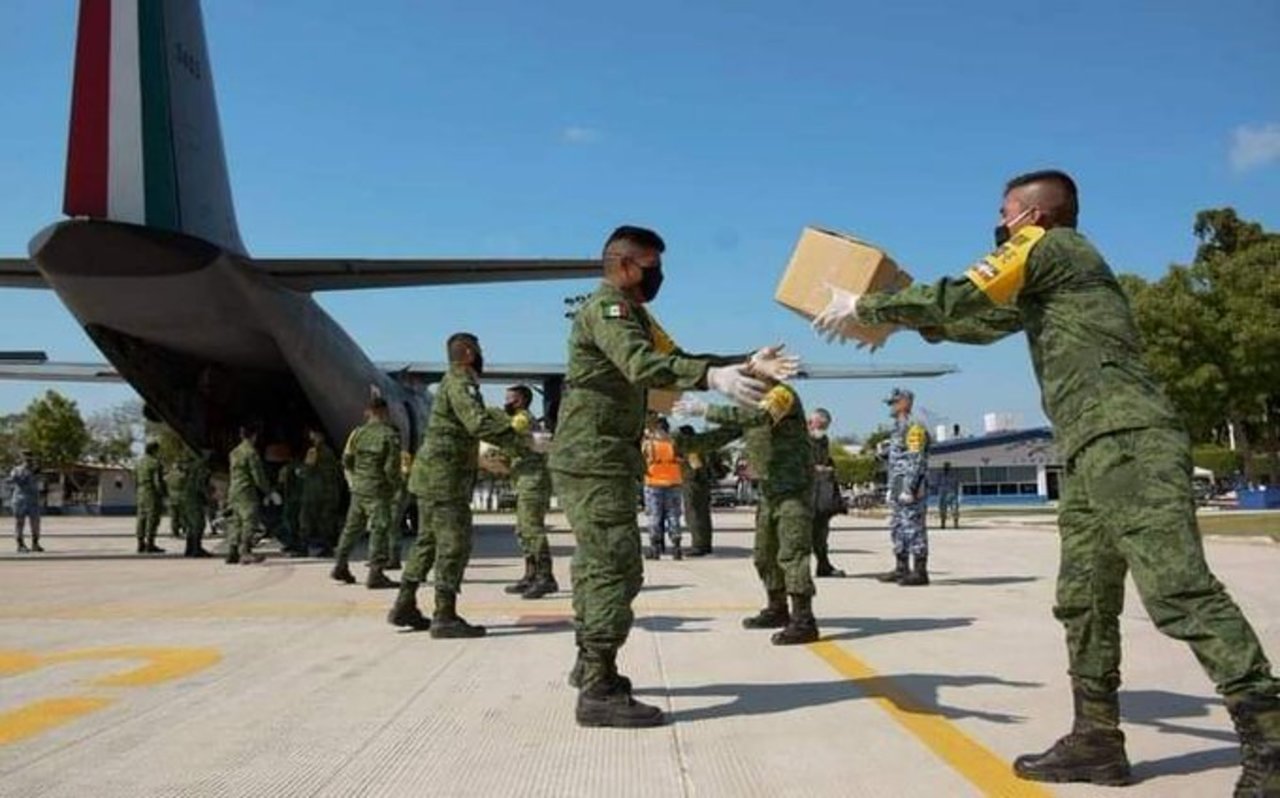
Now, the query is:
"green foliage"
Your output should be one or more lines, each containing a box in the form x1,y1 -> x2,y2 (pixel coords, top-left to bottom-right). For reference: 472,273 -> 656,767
84,400 -> 144,466
829,442 -> 879,486
0,413 -> 24,472
1192,444 -> 1241,478
18,390 -> 89,471
148,423 -> 190,468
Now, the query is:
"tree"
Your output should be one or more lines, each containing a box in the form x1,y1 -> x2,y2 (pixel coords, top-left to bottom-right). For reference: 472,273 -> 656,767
84,399 -> 145,466
18,391 -> 90,472
0,412 -> 25,472
830,442 -> 879,486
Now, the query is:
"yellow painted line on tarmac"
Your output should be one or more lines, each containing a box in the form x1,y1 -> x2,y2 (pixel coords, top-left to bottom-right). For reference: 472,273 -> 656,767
809,641 -> 1052,798
0,697 -> 114,745
45,646 -> 222,687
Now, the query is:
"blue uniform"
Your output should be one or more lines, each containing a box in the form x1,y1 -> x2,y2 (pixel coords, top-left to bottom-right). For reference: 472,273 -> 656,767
9,462 -> 41,544
887,418 -> 929,557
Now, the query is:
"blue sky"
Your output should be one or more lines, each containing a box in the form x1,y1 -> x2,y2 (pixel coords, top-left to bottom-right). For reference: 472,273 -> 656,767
1,0 -> 1277,437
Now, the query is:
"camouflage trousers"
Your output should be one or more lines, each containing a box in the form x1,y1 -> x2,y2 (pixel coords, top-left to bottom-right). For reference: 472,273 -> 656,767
226,498 -> 263,556
554,471 -> 644,684
299,496 -> 339,552
135,496 -> 163,545
938,495 -> 960,528
514,479 -> 551,560
1056,427 -> 1278,701
403,497 -> 473,593
644,485 -> 683,548
336,493 -> 393,568
683,482 -> 713,552
811,511 -> 834,567
889,499 -> 927,557
177,498 -> 206,549
754,490 -> 815,597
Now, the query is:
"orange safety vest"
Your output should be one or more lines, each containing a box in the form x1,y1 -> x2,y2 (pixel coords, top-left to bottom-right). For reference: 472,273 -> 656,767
644,439 -> 682,487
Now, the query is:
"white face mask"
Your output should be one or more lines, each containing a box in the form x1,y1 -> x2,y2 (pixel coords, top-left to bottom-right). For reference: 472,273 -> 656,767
809,429 -> 826,440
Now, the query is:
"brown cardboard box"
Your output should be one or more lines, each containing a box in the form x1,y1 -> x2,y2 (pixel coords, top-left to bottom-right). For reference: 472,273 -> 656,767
775,226 -> 913,346
648,389 -> 680,415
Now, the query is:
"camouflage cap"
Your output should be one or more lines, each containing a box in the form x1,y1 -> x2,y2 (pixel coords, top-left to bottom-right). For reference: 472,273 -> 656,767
883,387 -> 914,404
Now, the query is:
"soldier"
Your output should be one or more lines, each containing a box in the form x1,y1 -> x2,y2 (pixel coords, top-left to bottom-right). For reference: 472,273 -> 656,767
937,462 -> 961,529
549,224 -> 796,728
873,389 -> 930,586
332,397 -> 402,589
134,441 -> 167,554
180,448 -> 213,558
387,333 -> 525,637
808,408 -> 847,578
299,427 -> 341,558
678,424 -> 717,557
813,169 -> 1280,792
275,457 -> 306,557
500,384 -> 558,600
9,451 -> 43,553
226,425 -> 274,565
675,382 -> 820,646
165,452 -> 187,539
642,417 -> 684,560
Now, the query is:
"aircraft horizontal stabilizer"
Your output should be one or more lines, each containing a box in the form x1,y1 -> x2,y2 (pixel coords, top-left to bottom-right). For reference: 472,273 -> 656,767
260,258 -> 600,292
0,259 -> 45,289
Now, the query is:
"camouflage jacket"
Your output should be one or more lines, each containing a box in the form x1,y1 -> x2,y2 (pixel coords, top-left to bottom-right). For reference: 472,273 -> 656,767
180,454 -> 210,506
549,281 -> 736,478
342,419 -> 401,499
887,416 -> 929,501
300,442 -> 342,503
500,408 -> 550,491
409,365 -> 519,501
165,458 -> 188,503
135,453 -> 166,502
704,383 -> 813,497
859,226 -> 1181,459
228,439 -> 270,505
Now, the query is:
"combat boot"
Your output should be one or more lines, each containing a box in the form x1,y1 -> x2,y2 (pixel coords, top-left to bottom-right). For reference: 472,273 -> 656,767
742,590 -> 790,629
900,554 -> 929,586
505,556 -> 536,594
771,594 -> 820,645
17,537 -> 29,553
1014,689 -> 1131,786
1226,691 -> 1280,797
225,551 -> 240,564
877,553 -> 910,583
672,540 -> 684,561
239,552 -> 266,564
430,589 -> 486,638
365,565 -> 399,590
145,542 -> 165,554
568,650 -> 631,692
330,559 -> 356,584
387,580 -> 432,631
31,540 -> 44,553
575,653 -> 663,728
136,540 -> 146,554
815,560 -> 846,578
523,555 -> 558,600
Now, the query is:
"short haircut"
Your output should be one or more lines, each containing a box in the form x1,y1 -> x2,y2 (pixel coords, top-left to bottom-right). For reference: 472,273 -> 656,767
678,424 -> 695,436
1005,169 -> 1079,228
605,225 -> 665,255
812,408 -> 832,426
507,384 -> 534,408
447,332 -> 479,362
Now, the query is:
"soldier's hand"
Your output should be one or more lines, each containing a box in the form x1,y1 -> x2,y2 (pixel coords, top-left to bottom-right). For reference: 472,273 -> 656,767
706,364 -> 767,407
671,397 -> 708,418
529,431 -> 554,453
748,344 -> 801,381
856,325 -> 899,354
896,490 -> 915,505
266,491 -> 283,507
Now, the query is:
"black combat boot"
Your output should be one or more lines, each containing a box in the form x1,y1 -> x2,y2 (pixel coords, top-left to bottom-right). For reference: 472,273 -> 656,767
365,565 -> 399,590
430,589 -> 486,638
671,539 -> 684,561
225,550 -> 240,564
330,558 -> 356,584
239,551 -> 265,564
771,594 -> 820,645
1014,690 -> 1131,786
567,648 -> 632,692
575,652 -> 664,728
742,590 -> 790,629
523,551 -> 558,599
900,554 -> 929,586
17,539 -> 30,553
137,539 -> 146,554
505,556 -> 536,594
387,580 -> 432,631
1226,691 -> 1280,797
31,540 -> 44,553
145,540 -> 165,554
877,553 -> 909,583
815,559 -> 846,578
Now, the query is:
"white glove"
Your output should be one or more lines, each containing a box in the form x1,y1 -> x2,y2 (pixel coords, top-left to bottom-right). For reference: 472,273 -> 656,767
671,397 -> 708,418
529,431 -> 553,453
706,364 -> 767,407
855,325 -> 899,354
811,283 -> 863,343
748,344 -> 801,381
897,491 -> 915,505
266,491 -> 283,507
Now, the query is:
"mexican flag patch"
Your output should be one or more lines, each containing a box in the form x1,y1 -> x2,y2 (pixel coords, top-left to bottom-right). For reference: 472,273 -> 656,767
603,302 -> 629,320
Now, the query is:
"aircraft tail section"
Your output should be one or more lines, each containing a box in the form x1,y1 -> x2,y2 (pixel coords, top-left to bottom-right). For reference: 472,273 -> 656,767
63,0 -> 246,255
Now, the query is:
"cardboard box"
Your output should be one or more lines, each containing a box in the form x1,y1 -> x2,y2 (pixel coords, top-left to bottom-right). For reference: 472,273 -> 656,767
648,389 -> 680,415
775,226 -> 913,346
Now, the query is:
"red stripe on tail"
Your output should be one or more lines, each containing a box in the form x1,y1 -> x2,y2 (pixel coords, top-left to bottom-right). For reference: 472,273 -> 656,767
63,0 -> 112,218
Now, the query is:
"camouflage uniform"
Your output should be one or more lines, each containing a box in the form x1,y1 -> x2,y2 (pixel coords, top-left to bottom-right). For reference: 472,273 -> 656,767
401,366 -> 520,623
500,408 -> 556,592
226,439 -> 270,560
680,450 -> 715,554
135,452 -> 166,551
937,470 -> 960,529
886,417 -> 930,558
809,433 -> 842,574
275,461 -> 304,555
178,451 -> 211,557
336,418 -> 401,576
859,225 -> 1279,738
299,440 -> 342,556
550,283 -> 734,690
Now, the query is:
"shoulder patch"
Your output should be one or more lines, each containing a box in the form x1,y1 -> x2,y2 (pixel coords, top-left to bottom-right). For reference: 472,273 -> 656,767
602,302 -> 629,320
965,225 -> 1046,305
758,385 -> 796,423
906,424 -> 928,453
511,411 -> 532,434
646,312 -> 677,355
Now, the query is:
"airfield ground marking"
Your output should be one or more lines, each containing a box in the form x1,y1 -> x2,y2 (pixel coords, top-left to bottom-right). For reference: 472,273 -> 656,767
809,641 -> 1052,798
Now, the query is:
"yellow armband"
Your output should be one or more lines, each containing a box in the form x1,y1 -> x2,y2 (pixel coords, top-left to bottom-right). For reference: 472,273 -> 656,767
965,225 -> 1045,305
906,424 -> 928,453
759,385 -> 796,423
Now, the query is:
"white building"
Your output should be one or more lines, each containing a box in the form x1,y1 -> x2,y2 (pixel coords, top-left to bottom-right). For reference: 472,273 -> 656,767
929,427 -> 1059,506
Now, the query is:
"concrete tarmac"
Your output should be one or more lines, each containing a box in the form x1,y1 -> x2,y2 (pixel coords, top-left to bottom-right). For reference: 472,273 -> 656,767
1,511 -> 1276,797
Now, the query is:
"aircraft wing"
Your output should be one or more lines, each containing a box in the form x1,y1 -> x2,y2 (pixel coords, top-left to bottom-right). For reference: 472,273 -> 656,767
382,362 -> 958,383
0,355 -> 123,383
258,258 -> 600,292
0,259 -> 46,289
796,363 -> 958,379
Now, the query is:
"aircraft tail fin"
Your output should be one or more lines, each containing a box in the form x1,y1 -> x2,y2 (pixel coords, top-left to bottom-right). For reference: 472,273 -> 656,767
63,0 -> 246,255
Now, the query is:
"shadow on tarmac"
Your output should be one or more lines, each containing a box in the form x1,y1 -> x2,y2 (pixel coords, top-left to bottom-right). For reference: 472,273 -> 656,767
639,672 -> 1039,725
1119,689 -> 1240,781
819,615 -> 975,642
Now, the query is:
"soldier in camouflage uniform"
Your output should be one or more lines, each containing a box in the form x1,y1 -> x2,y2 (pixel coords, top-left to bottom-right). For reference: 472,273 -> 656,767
275,457 -> 306,557
500,384 -> 558,599
333,397 -> 402,590
678,424 -> 717,557
814,169 -> 1280,793
388,333 -> 525,637
299,428 -> 342,558
226,426 -> 272,564
808,408 -> 847,578
134,441 -> 166,554
165,453 -> 187,539
550,225 -> 796,728
179,448 -> 213,558
937,462 -> 961,529
877,388 -> 930,586
675,382 -> 820,645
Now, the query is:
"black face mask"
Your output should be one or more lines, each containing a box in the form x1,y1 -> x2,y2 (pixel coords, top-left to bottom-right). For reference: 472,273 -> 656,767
993,224 -> 1011,248
472,354 -> 484,376
503,403 -> 518,416
638,265 -> 664,303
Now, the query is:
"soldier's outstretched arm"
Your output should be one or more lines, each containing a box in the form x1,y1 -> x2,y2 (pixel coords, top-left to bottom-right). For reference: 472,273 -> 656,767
919,306 -> 1024,346
674,424 -> 744,457
447,379 -> 522,448
586,303 -> 711,390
